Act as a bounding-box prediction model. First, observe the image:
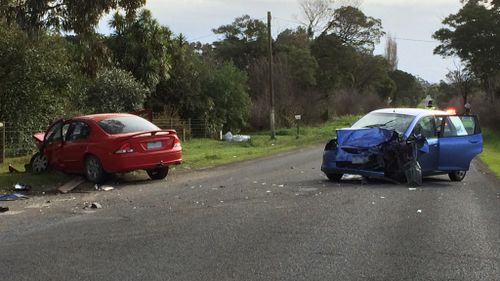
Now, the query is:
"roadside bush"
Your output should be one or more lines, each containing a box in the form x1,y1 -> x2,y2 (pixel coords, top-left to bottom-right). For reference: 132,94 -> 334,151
329,89 -> 385,116
84,67 -> 148,113
471,95 -> 500,130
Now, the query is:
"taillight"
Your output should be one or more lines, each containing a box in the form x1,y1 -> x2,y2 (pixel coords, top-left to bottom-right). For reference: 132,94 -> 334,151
173,138 -> 181,148
115,143 -> 134,154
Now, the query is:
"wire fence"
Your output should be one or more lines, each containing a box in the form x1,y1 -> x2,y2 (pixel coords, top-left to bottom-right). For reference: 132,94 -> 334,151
0,118 -> 212,162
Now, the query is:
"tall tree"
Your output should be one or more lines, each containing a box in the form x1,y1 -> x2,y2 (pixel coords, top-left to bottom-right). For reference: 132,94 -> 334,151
108,9 -> 172,91
433,0 -> 500,100
0,0 -> 145,35
322,6 -> 384,53
212,15 -> 267,69
384,34 -> 398,71
445,65 -> 476,106
296,0 -> 362,38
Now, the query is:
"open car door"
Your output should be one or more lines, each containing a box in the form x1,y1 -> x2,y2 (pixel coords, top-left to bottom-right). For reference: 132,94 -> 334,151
437,115 -> 483,171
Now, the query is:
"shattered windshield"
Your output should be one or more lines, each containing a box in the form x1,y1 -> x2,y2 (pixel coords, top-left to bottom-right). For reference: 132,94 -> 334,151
351,112 -> 415,134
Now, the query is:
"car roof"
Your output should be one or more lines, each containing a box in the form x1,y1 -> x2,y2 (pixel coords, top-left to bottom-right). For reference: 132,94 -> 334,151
73,113 -> 135,122
371,108 -> 450,118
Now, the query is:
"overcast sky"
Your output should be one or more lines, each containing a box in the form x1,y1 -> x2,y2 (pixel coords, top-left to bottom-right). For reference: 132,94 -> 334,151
99,0 -> 464,83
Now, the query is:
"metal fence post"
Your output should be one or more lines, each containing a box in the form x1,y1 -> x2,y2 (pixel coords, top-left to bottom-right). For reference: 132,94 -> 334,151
0,121 -> 4,164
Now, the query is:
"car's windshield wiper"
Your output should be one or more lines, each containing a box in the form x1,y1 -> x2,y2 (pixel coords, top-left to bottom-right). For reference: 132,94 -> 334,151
364,119 -> 395,128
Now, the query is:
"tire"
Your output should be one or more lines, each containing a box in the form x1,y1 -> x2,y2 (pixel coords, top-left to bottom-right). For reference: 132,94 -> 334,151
449,171 -> 466,182
85,155 -> 106,183
147,166 -> 169,180
30,152 -> 48,173
326,173 -> 343,182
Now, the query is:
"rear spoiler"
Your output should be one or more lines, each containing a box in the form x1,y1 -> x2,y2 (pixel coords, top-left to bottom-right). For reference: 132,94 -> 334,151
122,129 -> 177,140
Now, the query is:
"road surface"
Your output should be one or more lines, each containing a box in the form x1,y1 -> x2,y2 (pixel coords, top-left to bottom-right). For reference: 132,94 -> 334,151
1,145 -> 499,280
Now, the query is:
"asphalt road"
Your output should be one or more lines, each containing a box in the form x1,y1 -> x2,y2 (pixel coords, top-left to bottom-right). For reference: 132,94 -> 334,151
1,145 -> 499,281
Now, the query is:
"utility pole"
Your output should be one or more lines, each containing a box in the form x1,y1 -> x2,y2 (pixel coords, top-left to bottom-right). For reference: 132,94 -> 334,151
268,11 -> 276,140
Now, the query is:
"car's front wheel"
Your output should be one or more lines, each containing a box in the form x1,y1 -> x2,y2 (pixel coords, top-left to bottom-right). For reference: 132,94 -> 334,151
147,166 -> 169,180
30,152 -> 49,173
85,155 -> 106,183
326,173 -> 343,182
449,171 -> 466,182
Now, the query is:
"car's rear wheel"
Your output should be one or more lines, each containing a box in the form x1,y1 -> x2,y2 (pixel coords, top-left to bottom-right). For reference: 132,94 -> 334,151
85,155 -> 106,183
30,152 -> 48,173
326,173 -> 343,182
449,171 -> 466,182
147,166 -> 169,180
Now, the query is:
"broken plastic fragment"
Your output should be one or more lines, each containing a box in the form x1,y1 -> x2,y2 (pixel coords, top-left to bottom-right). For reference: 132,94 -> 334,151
101,186 -> 114,191
417,209 -> 422,213
14,183 -> 31,191
0,193 -> 28,201
408,188 -> 416,191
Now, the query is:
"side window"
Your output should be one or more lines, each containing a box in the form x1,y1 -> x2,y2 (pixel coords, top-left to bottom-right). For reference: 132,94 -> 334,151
459,116 -> 478,135
413,116 -> 436,139
442,116 -> 470,137
45,122 -> 63,144
66,122 -> 90,141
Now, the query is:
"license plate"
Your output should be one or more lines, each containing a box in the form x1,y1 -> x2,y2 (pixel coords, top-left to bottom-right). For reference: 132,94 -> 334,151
352,156 -> 369,164
147,141 -> 162,149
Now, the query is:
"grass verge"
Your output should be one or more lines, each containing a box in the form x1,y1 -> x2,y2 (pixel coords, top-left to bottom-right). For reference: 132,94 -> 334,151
479,128 -> 500,177
0,116 -> 357,193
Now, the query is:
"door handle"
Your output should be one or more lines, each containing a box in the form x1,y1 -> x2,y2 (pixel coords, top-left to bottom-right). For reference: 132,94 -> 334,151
469,140 -> 479,144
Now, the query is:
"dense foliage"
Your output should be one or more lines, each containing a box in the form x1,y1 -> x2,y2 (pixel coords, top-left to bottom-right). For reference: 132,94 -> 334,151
0,1 -> 431,136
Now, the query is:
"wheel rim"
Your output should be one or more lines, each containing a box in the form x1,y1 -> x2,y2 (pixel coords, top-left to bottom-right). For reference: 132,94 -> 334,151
32,154 -> 48,173
86,158 -> 100,180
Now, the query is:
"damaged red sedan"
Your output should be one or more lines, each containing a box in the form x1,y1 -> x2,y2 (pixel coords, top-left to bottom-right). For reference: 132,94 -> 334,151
30,113 -> 182,183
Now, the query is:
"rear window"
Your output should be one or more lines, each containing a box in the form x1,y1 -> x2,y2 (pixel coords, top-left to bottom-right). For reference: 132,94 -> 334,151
97,116 -> 159,134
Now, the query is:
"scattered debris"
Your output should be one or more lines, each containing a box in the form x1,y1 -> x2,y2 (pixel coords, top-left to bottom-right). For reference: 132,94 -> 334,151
218,185 -> 225,189
8,164 -> 20,173
222,131 -> 251,142
278,184 -> 284,187
13,183 -> 32,191
371,202 -> 375,205
380,196 -> 385,199
101,186 -> 114,191
90,202 -> 102,209
266,190 -> 271,193
0,206 -> 9,213
0,193 -> 28,201
408,187 -> 417,191
261,182 -> 267,185
58,177 -> 85,194
417,209 -> 422,214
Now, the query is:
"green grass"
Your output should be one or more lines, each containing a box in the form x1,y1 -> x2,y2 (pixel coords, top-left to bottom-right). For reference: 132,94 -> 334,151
0,116 -> 358,193
0,156 -> 73,194
479,128 -> 500,177
178,116 -> 357,170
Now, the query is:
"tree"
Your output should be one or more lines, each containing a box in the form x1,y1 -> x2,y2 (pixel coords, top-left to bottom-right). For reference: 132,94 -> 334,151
84,67 -> 148,113
0,0 -> 145,35
275,27 -> 318,88
389,70 -> 424,106
152,36 -> 208,119
445,65 -> 477,106
433,0 -> 500,100
0,23 -> 77,130
212,15 -> 268,69
384,34 -> 398,71
296,0 -> 362,38
202,62 -> 251,131
108,9 -> 172,91
323,6 -> 384,53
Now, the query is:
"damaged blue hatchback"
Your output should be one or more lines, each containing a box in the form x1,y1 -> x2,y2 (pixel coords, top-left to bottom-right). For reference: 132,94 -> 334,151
321,108 -> 483,185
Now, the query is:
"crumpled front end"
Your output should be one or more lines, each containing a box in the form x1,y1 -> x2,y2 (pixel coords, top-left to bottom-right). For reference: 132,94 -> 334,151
321,128 -> 411,180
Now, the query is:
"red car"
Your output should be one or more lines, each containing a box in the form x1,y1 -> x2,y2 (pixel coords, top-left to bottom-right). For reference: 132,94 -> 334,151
30,113 -> 182,183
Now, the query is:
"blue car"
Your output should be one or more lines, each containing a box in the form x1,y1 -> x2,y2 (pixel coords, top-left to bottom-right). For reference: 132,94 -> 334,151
321,108 -> 483,185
